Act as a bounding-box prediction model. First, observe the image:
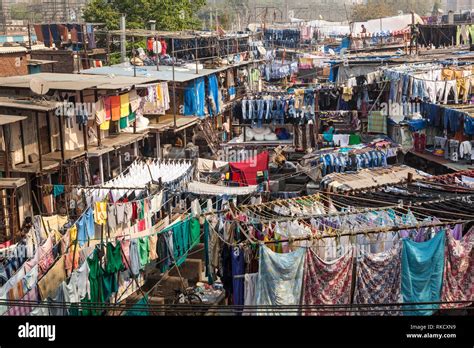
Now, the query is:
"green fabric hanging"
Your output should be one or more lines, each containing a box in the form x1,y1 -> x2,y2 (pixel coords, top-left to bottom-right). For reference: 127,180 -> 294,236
349,133 -> 361,145
105,242 -> 124,273
189,218 -> 200,248
87,249 -> 104,316
138,237 -> 150,267
119,116 -> 129,129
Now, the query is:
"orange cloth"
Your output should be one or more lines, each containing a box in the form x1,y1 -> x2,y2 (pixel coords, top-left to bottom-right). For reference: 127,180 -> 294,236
110,96 -> 121,121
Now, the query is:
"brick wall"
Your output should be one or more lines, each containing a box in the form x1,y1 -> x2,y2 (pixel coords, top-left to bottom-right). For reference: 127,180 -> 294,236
30,50 -> 78,73
0,53 -> 28,77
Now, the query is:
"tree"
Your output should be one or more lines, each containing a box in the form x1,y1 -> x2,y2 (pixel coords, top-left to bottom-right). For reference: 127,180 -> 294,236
10,3 -> 29,20
351,0 -> 396,22
82,0 -> 207,31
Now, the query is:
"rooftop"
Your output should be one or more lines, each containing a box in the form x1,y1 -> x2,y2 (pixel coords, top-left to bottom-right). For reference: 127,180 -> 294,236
81,60 -> 260,83
0,73 -> 164,91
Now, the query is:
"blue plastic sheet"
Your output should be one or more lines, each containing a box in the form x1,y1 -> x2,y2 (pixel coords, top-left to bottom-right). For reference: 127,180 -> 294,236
256,246 -> 305,314
207,74 -> 220,116
401,232 -> 445,316
184,77 -> 205,117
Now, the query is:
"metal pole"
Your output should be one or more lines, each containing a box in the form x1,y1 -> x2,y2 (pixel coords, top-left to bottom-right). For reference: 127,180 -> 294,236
155,34 -> 159,71
172,38 -> 177,129
27,21 -> 32,49
120,14 -> 126,63
195,36 -> 199,74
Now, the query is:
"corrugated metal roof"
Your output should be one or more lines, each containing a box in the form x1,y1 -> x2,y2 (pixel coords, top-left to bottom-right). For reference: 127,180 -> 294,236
81,60 -> 259,83
0,97 -> 59,111
0,73 -> 163,91
0,115 -> 28,125
0,46 -> 27,54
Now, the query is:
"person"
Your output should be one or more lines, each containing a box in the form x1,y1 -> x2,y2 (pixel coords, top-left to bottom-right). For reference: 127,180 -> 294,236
92,169 -> 101,185
175,136 -> 184,148
322,121 -> 335,143
361,25 -> 367,47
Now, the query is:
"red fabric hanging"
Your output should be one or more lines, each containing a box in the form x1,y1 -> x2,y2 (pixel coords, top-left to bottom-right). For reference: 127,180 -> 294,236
229,151 -> 269,186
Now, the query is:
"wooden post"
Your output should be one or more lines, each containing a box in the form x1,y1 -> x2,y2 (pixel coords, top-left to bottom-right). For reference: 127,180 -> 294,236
99,155 -> 104,184
57,109 -> 65,163
3,125 -> 10,177
94,90 -> 101,147
155,133 -> 161,159
9,188 -> 16,241
80,91 -> 88,151
107,152 -> 112,179
118,151 -> 122,172
35,111 -> 43,173
106,31 -> 111,66
195,36 -> 199,74
314,89 -> 320,148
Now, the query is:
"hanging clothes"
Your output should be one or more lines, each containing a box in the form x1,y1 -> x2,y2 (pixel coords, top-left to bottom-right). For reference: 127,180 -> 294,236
440,230 -> 474,309
353,243 -> 402,316
256,246 -> 305,315
232,246 -> 245,308
105,242 -> 124,274
302,247 -> 354,316
243,273 -> 258,316
401,232 -> 445,316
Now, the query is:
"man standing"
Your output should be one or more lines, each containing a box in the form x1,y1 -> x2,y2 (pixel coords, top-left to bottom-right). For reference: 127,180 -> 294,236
361,25 -> 367,47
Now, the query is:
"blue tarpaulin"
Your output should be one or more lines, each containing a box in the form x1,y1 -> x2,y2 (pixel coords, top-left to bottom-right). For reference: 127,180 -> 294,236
207,74 -> 220,116
401,232 -> 445,316
184,77 -> 205,117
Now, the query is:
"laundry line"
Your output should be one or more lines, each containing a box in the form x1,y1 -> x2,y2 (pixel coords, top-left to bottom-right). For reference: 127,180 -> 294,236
236,218 -> 471,246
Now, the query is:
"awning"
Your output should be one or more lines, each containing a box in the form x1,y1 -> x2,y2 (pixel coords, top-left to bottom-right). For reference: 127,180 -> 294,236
187,181 -> 258,196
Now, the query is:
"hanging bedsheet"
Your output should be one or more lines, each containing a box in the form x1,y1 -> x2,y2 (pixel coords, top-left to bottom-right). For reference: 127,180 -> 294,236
187,181 -> 258,196
401,231 -> 445,316
302,247 -> 354,316
256,246 -> 305,315
440,230 -> 474,309
353,243 -> 402,315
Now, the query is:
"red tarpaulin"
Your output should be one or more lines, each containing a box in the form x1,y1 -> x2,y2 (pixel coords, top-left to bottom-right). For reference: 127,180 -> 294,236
229,151 -> 269,186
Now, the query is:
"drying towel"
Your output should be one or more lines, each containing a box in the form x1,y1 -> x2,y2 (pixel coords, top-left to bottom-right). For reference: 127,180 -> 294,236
129,89 -> 140,112
104,96 -> 112,121
256,246 -> 305,315
401,231 -> 445,316
110,96 -> 121,121
440,229 -> 474,309
120,93 -> 130,118
353,243 -> 402,315
302,247 -> 354,316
